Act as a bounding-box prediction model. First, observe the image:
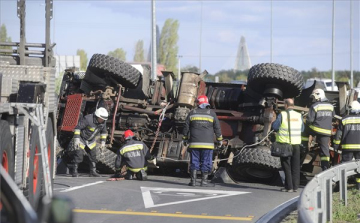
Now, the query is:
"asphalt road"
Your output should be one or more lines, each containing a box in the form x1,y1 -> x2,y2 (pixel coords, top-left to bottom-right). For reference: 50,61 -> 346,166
53,173 -> 301,223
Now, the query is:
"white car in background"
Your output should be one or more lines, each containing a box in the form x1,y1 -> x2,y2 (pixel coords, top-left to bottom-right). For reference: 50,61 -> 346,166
304,78 -> 338,91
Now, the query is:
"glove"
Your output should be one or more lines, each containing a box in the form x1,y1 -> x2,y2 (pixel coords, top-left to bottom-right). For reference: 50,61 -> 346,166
74,138 -> 80,150
147,156 -> 157,166
182,140 -> 188,147
216,140 -> 222,147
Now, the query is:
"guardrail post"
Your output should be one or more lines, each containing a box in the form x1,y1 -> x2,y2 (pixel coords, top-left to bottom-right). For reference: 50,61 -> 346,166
325,178 -> 332,222
340,168 -> 347,206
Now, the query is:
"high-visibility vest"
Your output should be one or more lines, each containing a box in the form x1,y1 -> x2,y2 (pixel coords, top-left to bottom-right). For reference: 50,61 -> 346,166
276,110 -> 302,145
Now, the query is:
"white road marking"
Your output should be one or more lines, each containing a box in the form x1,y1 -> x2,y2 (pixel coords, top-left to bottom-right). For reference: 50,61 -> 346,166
141,187 -> 250,208
59,181 -> 105,192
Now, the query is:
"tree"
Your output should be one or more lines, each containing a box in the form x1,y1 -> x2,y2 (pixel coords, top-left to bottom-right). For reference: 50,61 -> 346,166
159,19 -> 179,73
133,40 -> 145,62
76,49 -> 88,70
0,24 -> 12,53
108,48 -> 126,61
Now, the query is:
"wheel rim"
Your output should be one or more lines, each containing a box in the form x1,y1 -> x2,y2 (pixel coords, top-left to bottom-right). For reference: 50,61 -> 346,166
2,151 -> 8,173
33,146 -> 39,194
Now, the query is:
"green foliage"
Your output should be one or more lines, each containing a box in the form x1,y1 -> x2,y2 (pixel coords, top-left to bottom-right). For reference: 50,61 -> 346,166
333,187 -> 360,222
181,65 -> 199,73
76,49 -> 88,70
211,69 -> 249,83
0,24 -> 12,54
159,19 -> 179,73
133,40 -> 145,62
55,74 -> 64,95
108,48 -> 127,61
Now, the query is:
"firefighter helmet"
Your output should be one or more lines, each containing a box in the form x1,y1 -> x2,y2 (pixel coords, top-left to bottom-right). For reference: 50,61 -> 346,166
124,130 -> 134,140
310,88 -> 326,102
95,107 -> 109,120
350,101 -> 360,114
197,95 -> 209,106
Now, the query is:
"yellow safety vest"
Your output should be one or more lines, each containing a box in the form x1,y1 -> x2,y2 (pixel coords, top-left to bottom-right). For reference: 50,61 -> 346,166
276,110 -> 302,145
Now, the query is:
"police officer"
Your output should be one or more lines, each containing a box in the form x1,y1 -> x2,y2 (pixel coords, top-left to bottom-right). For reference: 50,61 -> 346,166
306,88 -> 335,170
333,101 -> 360,190
115,130 -> 151,180
272,98 -> 304,192
182,95 -> 223,186
68,107 -> 108,177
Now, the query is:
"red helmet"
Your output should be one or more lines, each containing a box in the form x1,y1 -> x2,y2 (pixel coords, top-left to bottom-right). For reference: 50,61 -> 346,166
197,95 -> 209,105
124,130 -> 134,139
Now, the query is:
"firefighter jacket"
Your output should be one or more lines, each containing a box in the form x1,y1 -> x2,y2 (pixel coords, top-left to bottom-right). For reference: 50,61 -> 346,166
182,107 -> 223,149
275,110 -> 303,145
115,139 -> 151,173
306,101 -> 335,136
333,114 -> 360,151
73,114 -> 107,149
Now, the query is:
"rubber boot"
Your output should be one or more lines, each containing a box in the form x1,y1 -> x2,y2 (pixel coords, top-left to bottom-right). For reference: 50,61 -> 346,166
71,164 -> 79,177
188,170 -> 197,186
136,169 -> 148,181
89,162 -> 101,177
201,172 -> 209,186
125,171 -> 134,180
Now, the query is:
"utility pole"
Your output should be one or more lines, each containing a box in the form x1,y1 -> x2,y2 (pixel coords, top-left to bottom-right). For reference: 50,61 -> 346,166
270,0 -> 273,63
199,1 -> 203,73
151,0 -> 157,81
350,0 -> 353,88
331,0 -> 335,91
177,55 -> 182,81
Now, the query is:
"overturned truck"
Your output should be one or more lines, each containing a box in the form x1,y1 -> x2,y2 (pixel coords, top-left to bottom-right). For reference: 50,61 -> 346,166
57,53 -> 307,183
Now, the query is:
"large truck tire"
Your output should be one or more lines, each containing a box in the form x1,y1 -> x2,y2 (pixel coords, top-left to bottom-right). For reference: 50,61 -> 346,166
247,63 -> 303,98
0,120 -> 14,178
229,146 -> 281,183
86,54 -> 141,88
96,148 -> 117,174
27,126 -> 44,209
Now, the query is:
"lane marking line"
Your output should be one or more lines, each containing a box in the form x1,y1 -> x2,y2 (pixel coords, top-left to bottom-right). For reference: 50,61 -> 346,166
73,209 -> 253,221
59,181 -> 104,192
141,187 -> 250,208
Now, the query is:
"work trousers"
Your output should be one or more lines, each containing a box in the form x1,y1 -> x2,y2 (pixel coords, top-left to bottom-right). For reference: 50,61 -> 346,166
280,144 -> 300,191
342,151 -> 360,183
316,135 -> 330,170
189,149 -> 213,172
68,139 -> 97,164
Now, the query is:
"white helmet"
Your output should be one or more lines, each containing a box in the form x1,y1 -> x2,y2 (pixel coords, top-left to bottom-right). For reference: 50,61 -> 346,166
95,107 -> 109,120
350,101 -> 360,114
310,88 -> 326,102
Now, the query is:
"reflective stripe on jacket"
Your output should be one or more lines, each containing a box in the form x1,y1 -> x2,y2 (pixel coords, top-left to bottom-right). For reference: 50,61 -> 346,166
276,110 -> 302,145
73,114 -> 108,147
334,114 -> 360,151
306,101 -> 334,136
182,108 -> 222,150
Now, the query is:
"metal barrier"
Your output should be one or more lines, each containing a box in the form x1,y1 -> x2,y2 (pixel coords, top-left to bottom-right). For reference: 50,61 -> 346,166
256,196 -> 298,223
298,160 -> 360,223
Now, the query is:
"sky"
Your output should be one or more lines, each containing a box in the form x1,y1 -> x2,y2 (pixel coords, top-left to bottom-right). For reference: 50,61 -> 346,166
0,0 -> 359,75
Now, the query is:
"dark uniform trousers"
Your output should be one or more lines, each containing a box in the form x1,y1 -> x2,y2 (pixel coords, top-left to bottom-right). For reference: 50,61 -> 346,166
317,135 -> 330,170
280,145 -> 300,191
189,149 -> 213,172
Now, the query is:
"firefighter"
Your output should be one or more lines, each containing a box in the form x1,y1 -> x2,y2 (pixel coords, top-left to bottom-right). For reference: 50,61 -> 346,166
115,130 -> 151,180
333,101 -> 360,190
306,88 -> 335,170
182,95 -> 223,187
68,107 -> 108,177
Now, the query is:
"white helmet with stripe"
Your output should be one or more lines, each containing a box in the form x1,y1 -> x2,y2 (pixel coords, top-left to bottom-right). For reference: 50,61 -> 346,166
310,88 -> 326,102
350,100 -> 360,114
95,107 -> 109,120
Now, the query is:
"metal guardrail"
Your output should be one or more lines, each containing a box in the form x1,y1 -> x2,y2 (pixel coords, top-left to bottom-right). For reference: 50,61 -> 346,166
256,160 -> 360,223
298,160 -> 360,223
256,196 -> 298,223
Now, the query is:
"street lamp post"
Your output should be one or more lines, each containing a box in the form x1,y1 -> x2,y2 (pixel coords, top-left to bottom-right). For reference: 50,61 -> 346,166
177,55 -> 182,81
